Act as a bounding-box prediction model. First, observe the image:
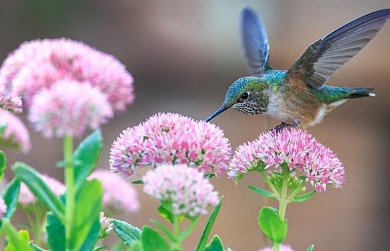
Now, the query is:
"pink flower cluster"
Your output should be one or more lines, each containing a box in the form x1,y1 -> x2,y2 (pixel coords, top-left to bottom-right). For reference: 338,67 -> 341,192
0,38 -> 134,138
19,174 -> 65,207
142,164 -> 219,217
28,80 -> 113,138
0,95 -> 22,113
0,109 -> 30,153
109,113 -> 231,178
229,128 -> 345,192
89,169 -> 139,213
259,244 -> 294,251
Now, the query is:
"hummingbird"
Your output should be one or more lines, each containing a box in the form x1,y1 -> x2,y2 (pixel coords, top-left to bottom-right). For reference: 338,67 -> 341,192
206,8 -> 390,129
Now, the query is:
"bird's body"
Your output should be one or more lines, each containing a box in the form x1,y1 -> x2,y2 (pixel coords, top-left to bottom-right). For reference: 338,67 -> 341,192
206,8 -> 390,129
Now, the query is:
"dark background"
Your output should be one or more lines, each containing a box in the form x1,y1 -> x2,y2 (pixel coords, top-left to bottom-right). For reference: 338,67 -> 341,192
1,1 -> 390,250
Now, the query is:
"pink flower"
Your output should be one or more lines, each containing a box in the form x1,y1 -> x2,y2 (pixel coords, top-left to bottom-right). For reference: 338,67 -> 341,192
0,196 -> 7,218
0,38 -> 134,111
259,244 -> 294,251
89,169 -> 140,213
142,164 -> 219,217
109,113 -> 231,178
19,174 -> 65,207
28,80 -> 113,138
229,128 -> 345,192
0,95 -> 22,113
0,109 -> 30,153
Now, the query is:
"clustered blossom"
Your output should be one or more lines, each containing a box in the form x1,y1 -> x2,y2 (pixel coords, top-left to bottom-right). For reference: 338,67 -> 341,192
99,211 -> 113,237
0,196 -> 7,218
229,128 -> 345,192
259,244 -> 295,251
109,112 -> 231,178
0,94 -> 22,113
142,164 -> 219,217
19,174 -> 65,207
0,38 -> 134,138
89,169 -> 140,213
28,80 -> 113,138
0,109 -> 30,153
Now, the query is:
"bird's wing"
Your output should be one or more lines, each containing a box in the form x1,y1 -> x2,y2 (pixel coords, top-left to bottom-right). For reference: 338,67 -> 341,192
287,9 -> 390,89
240,7 -> 271,76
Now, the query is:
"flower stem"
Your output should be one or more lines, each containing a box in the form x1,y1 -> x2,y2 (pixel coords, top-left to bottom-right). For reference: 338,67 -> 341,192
64,135 -> 75,251
172,215 -> 183,251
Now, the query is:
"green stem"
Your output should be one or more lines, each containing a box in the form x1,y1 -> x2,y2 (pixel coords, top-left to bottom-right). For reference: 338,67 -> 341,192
172,215 -> 183,251
64,135 -> 75,251
273,242 -> 280,251
260,171 -> 280,198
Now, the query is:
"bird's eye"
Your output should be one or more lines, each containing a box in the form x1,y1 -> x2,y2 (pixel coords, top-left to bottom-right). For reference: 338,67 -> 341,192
241,92 -> 249,100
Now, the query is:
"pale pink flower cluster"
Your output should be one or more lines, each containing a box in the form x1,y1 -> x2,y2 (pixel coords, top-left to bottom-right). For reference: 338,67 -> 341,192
0,38 -> 134,138
142,164 -> 219,217
19,174 -> 65,207
229,128 -> 345,192
0,196 -> 7,218
99,211 -> 113,237
110,113 -> 231,178
28,80 -> 113,138
0,109 -> 30,153
89,169 -> 139,213
259,244 -> 294,251
0,95 -> 22,113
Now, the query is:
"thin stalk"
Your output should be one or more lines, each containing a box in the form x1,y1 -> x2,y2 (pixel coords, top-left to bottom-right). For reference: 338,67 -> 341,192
64,135 -> 75,251
172,215 -> 183,251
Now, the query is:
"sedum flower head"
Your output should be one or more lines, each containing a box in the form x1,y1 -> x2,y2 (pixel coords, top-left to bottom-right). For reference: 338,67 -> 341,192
0,94 -> 22,113
28,80 -> 113,138
0,38 -> 134,111
259,244 -> 295,251
0,196 -> 7,218
110,112 -> 231,178
19,174 -> 65,207
229,128 -> 345,192
142,164 -> 219,217
89,169 -> 140,213
0,109 -> 30,153
99,211 -> 113,238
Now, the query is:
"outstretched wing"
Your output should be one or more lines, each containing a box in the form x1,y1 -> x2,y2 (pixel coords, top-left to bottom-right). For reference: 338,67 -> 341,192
287,9 -> 390,89
240,7 -> 271,76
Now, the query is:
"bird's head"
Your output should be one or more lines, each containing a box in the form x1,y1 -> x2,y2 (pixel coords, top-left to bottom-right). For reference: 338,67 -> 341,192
205,77 -> 269,122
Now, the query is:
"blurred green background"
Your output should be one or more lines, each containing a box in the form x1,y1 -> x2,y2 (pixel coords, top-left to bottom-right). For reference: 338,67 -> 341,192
1,1 -> 390,250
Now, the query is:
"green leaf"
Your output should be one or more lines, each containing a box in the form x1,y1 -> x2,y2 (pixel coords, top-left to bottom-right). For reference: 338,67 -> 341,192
306,244 -> 314,251
3,221 -> 32,251
29,243 -> 48,251
68,179 -> 103,251
291,190 -> 316,203
79,215 -> 100,251
46,212 -> 65,251
74,130 -> 103,188
248,185 -> 276,198
150,219 -> 176,243
204,173 -> 215,179
1,178 -> 20,227
195,197 -> 223,251
179,216 -> 200,241
0,150 -> 6,183
111,219 -> 141,247
258,207 -> 287,243
111,242 -> 130,251
204,235 -> 224,251
141,226 -> 171,251
158,204 -> 175,224
132,180 -> 143,185
12,162 -> 65,220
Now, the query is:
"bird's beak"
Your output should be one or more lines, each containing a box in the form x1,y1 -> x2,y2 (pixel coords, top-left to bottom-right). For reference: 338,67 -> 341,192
205,106 -> 228,122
